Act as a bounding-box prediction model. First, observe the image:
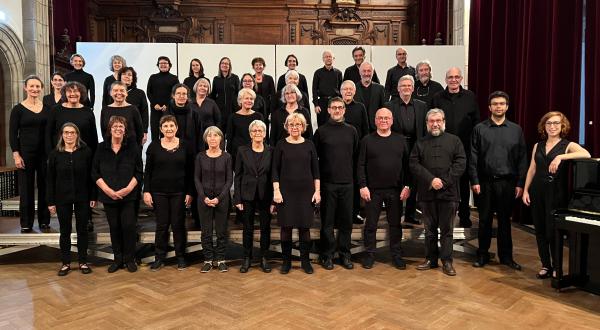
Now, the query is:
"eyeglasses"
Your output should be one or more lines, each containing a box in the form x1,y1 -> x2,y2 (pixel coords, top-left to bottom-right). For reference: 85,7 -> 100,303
242,80 -> 254,83
63,131 -> 77,135
446,75 -> 461,80
397,52 -> 407,56
288,123 -> 303,128
545,121 -> 561,126
376,117 -> 392,121
428,119 -> 444,124
250,129 -> 264,134
329,106 -> 344,110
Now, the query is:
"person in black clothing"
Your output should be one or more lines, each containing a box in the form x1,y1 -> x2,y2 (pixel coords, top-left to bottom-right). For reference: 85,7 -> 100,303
9,75 -> 50,232
343,46 -> 380,86
47,123 -> 96,276
469,91 -> 527,270
118,67 -> 149,145
102,55 -> 126,107
227,88 -> 264,166
272,113 -> 321,274
385,75 -> 428,225
410,109 -> 466,276
43,72 -> 65,110
432,67 -> 480,228
183,58 -> 205,100
101,81 -> 144,146
64,54 -> 95,108
252,57 -> 276,113
355,61 -> 387,132
271,70 -> 312,115
313,97 -> 359,270
210,57 -> 240,132
234,120 -> 273,273
92,116 -> 143,273
191,78 -> 221,137
412,60 -> 444,108
144,115 -> 194,272
312,50 -> 343,126
195,126 -> 233,273
147,56 -> 179,142
276,54 -> 309,95
270,84 -> 313,146
167,84 -> 204,154
240,73 -> 268,121
522,112 -> 590,279
384,47 -> 416,102
357,108 -> 411,270
340,80 -> 369,139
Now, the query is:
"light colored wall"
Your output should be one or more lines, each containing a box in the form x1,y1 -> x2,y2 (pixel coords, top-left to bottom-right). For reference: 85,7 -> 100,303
0,1 -> 24,43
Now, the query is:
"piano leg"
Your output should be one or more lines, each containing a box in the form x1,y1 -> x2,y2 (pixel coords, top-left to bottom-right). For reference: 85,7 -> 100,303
552,229 -> 572,291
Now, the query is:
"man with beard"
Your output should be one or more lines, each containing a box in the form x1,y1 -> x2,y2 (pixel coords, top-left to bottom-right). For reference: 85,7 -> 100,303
355,61 -> 387,132
410,109 -> 466,276
385,47 -> 416,102
313,50 -> 343,126
343,46 -> 380,85
470,91 -> 527,270
412,60 -> 444,108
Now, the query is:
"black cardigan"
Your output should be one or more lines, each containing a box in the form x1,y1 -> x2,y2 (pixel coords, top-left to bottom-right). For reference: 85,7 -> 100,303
233,145 -> 273,204
47,145 -> 96,205
91,140 -> 143,203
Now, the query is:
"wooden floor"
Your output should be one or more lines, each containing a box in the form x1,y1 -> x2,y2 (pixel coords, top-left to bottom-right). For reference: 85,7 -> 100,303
1,215 -> 599,329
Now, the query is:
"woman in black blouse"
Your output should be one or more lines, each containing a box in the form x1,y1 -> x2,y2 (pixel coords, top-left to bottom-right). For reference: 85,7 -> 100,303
47,123 -> 96,276
43,72 -> 65,109
118,67 -> 149,144
234,119 -> 273,273
271,70 -> 311,117
191,78 -> 221,137
183,58 -> 205,99
9,75 -> 50,232
92,116 -> 143,273
195,126 -> 233,273
100,81 -> 144,146
270,83 -> 312,146
240,73 -> 268,121
102,55 -> 126,106
144,115 -> 194,271
64,54 -> 95,108
251,57 -> 275,113
226,88 -> 264,166
210,57 -> 239,132
272,113 -> 320,274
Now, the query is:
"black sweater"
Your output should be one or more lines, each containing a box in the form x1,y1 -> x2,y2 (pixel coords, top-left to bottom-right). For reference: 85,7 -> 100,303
43,93 -> 61,110
100,105 -> 144,146
65,69 -> 95,107
144,139 -> 194,195
46,105 -> 98,153
343,101 -> 370,139
312,66 -> 343,105
9,103 -> 49,155
167,102 -> 204,154
191,98 -> 221,136
183,75 -> 205,99
126,87 -> 149,133
357,132 -> 409,190
269,106 -> 313,146
47,145 -> 96,205
102,75 -> 117,106
147,71 -> 179,110
277,72 -> 309,95
194,152 -> 233,201
210,74 -> 240,130
432,86 -> 480,148
313,120 -> 359,184
226,111 -> 264,157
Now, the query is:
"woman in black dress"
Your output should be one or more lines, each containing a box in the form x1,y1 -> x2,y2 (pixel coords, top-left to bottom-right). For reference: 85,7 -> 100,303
522,111 -> 590,279
272,113 -> 320,274
118,67 -> 149,145
144,115 -> 194,271
226,88 -> 264,166
240,73 -> 268,120
100,81 -> 144,146
270,83 -> 312,146
271,70 -> 311,116
251,57 -> 275,112
9,75 -> 50,232
47,123 -> 96,276
64,54 -> 95,108
234,119 -> 273,273
183,58 -> 205,99
210,57 -> 239,131
92,116 -> 143,273
195,126 -> 233,273
102,55 -> 126,106
191,78 -> 221,137
43,72 -> 65,109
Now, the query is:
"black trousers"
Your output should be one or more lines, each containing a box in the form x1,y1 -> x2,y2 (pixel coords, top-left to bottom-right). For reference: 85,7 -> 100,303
458,171 -> 471,223
104,201 -> 137,264
280,226 -> 311,260
198,196 -> 229,261
150,109 -> 164,142
530,186 -> 557,269
363,188 -> 403,258
421,200 -> 457,262
56,201 -> 90,264
153,193 -> 187,259
316,98 -> 330,126
18,154 -> 50,229
475,179 -> 516,261
241,197 -> 271,258
320,182 -> 353,259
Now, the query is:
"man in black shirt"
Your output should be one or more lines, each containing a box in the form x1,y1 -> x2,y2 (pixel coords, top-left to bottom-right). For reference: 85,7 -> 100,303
313,97 -> 359,270
312,50 -> 343,126
343,46 -> 380,86
355,61 -> 386,132
432,67 -> 480,228
358,108 -> 410,270
385,47 -> 416,102
412,60 -> 444,108
147,56 -> 179,141
470,91 -> 527,270
385,75 -> 428,225
410,109 -> 466,276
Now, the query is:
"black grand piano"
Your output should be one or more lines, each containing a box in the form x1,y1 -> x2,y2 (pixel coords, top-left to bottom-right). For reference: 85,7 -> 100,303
552,158 -> 600,294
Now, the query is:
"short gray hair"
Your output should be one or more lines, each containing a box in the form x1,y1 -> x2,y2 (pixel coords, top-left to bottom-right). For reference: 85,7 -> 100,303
426,108 -> 445,121
398,74 -> 414,86
284,70 -> 299,83
341,80 -> 356,90
109,55 -> 127,72
248,119 -> 267,133
203,125 -> 224,143
280,83 -> 303,103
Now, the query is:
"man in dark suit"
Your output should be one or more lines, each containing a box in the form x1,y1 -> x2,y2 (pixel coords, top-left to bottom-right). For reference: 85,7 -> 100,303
354,61 -> 387,132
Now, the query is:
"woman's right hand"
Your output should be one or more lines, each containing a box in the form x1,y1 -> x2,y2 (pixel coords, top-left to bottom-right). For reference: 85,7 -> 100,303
522,190 -> 531,206
143,192 -> 153,207
13,152 -> 25,169
103,187 -> 121,200
273,190 -> 283,204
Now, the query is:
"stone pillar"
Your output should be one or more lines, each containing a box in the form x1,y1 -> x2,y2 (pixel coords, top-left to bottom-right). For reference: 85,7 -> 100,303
22,0 -> 50,92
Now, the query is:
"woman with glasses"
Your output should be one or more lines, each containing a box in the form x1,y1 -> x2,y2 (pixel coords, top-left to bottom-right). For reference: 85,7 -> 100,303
270,83 -> 312,146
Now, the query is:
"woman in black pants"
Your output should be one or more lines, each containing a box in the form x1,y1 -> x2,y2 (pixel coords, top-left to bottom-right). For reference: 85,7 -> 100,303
210,57 -> 239,132
144,115 -> 194,271
234,119 -> 273,273
47,123 -> 96,276
195,126 -> 233,273
9,75 -> 50,232
92,116 -> 143,273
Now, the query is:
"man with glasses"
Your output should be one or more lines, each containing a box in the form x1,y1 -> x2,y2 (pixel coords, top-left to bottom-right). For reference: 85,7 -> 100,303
432,67 -> 480,228
410,109 -> 466,276
412,60 -> 444,108
385,47 -> 416,101
469,91 -> 527,270
357,108 -> 411,270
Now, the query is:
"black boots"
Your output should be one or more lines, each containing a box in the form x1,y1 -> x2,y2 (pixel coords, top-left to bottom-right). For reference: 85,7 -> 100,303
280,241 -> 292,274
300,240 -> 314,274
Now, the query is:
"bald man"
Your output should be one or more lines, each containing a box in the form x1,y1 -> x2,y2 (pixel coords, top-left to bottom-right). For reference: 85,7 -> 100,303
385,47 -> 416,101
312,50 -> 343,126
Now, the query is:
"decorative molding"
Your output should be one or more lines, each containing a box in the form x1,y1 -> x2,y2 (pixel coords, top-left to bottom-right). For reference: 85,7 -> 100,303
218,24 -> 224,42
290,24 -> 296,43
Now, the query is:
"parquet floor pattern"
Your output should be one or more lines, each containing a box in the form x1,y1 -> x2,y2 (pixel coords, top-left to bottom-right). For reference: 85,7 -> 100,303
1,220 -> 600,329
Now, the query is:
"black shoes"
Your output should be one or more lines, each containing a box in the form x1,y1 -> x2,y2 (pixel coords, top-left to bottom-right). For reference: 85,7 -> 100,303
126,262 -> 137,273
321,257 -> 334,270
39,224 -> 51,231
201,262 -> 213,273
416,259 -> 439,270
260,257 -> 272,273
107,263 -> 121,273
58,264 -> 70,276
280,260 -> 292,274
393,257 -> 407,270
240,258 -> 251,273
150,259 -> 164,272
442,261 -> 457,276
79,263 -> 92,274
472,255 -> 490,268
500,260 -> 522,271
177,257 -> 187,270
362,254 -> 375,269
536,267 -> 552,279
340,256 -> 354,270
217,261 -> 228,272
301,259 -> 314,274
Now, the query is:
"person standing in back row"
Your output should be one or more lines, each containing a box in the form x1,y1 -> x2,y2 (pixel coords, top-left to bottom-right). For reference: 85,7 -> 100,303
312,50 -> 343,126
147,56 -> 179,142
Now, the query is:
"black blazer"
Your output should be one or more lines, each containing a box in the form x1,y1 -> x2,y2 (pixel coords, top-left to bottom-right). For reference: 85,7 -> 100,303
233,145 -> 273,204
386,97 -> 428,140
354,82 -> 387,131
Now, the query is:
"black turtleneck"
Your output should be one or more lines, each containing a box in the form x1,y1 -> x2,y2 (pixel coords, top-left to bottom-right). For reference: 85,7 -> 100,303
126,87 -> 149,133
167,101 -> 203,153
100,104 -> 144,146
313,120 -> 359,184
65,69 -> 95,107
147,71 -> 179,110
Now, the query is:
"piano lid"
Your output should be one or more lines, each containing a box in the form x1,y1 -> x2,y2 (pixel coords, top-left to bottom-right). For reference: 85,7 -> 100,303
569,158 -> 600,216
